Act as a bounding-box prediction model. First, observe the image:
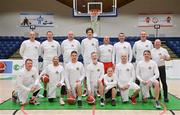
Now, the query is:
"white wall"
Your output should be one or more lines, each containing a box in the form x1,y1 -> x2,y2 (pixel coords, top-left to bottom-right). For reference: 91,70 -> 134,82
0,0 -> 180,37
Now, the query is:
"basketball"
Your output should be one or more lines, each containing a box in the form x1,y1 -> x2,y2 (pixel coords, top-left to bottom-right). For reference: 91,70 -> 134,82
86,95 -> 95,104
0,61 -> 6,73
42,74 -> 49,83
67,95 -> 76,105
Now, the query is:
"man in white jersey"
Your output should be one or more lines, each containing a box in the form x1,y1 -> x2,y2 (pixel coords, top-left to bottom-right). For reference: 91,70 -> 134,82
81,28 -> 99,96
41,31 -> 61,70
151,39 -> 170,102
61,31 -> 81,65
65,51 -> 85,107
40,56 -> 65,105
103,67 -> 117,106
115,53 -> 140,104
12,59 -> 41,105
114,33 -> 132,64
133,31 -> 153,64
86,52 -> 104,103
136,50 -> 161,109
99,36 -> 114,73
19,31 -> 41,69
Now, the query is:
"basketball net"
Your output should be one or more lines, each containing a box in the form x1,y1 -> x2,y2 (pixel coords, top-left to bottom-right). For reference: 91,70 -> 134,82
89,9 -> 100,36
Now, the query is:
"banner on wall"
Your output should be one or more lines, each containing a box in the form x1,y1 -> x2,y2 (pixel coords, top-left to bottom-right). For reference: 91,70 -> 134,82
138,13 -> 173,27
0,60 -> 23,78
165,60 -> 180,79
20,12 -> 54,27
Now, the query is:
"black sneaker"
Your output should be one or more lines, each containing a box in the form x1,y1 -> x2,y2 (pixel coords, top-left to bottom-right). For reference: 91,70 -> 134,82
43,90 -> 47,97
82,90 -> 87,97
100,98 -> 105,106
77,100 -> 82,107
154,101 -> 161,109
12,90 -> 18,103
164,98 -> 169,103
116,91 -> 121,96
111,99 -> 116,106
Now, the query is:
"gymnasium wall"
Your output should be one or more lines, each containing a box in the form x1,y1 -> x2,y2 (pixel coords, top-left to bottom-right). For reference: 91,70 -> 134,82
0,0 -> 180,37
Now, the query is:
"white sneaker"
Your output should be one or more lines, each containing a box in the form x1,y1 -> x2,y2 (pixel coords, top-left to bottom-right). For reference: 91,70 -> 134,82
59,98 -> 65,105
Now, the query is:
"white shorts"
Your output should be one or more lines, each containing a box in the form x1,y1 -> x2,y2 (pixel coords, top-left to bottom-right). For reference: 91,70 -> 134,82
119,82 -> 140,102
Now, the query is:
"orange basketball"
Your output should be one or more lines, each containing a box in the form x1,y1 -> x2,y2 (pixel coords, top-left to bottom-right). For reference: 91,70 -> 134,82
0,61 -> 6,73
67,95 -> 76,105
86,95 -> 95,104
42,74 -> 49,83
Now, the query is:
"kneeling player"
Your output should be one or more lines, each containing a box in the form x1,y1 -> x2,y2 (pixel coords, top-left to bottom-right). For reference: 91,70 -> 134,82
103,67 -> 117,106
12,59 -> 41,105
86,52 -> 104,104
115,53 -> 140,104
136,50 -> 161,109
40,56 -> 66,105
65,51 -> 85,107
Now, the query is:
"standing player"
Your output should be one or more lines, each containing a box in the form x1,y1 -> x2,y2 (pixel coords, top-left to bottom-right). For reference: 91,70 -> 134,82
41,31 -> 61,70
40,56 -> 65,105
115,54 -> 140,104
103,67 -> 117,106
99,36 -> 114,73
65,51 -> 85,107
136,50 -> 161,109
114,33 -> 132,64
133,31 -> 153,65
12,59 -> 41,105
86,52 -> 104,103
61,31 -> 81,65
81,28 -> 99,96
19,31 -> 41,69
151,39 -> 170,102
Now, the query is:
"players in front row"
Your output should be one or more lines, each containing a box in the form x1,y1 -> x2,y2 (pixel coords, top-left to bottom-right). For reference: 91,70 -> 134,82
12,50 -> 161,109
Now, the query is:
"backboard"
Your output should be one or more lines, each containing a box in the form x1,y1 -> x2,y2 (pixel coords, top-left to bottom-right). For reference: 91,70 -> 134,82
73,0 -> 117,17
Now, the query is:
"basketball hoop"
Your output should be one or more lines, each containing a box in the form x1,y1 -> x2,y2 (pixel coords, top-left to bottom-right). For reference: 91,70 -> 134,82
89,9 -> 100,22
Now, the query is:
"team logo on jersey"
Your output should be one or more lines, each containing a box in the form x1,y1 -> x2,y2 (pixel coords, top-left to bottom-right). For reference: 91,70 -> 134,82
51,45 -> 55,48
123,46 -> 126,49
71,44 -> 74,47
108,49 -> 111,52
76,67 -> 79,70
145,45 -> 149,47
111,80 -> 113,82
35,46 -> 38,49
97,69 -> 100,72
126,68 -> 130,71
159,53 -> 162,56
32,75 -> 35,78
92,43 -> 95,46
56,71 -> 59,74
148,66 -> 152,70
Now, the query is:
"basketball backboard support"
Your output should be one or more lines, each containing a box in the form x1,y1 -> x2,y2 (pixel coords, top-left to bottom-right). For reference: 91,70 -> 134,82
73,0 -> 117,17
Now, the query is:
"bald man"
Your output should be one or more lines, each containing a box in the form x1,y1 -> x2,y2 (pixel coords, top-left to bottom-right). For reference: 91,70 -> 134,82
151,39 -> 170,102
99,36 -> 114,73
61,31 -> 81,65
19,31 -> 41,69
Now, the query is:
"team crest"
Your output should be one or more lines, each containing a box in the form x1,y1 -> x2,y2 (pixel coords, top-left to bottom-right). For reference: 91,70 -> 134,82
126,68 -> 130,71
56,71 -> 59,74
32,75 -> 35,78
108,49 -> 111,52
71,44 -> 74,47
159,53 -> 162,56
76,67 -> 79,70
34,46 -> 38,49
97,69 -> 100,72
123,46 -> 126,49
148,66 -> 152,70
145,45 -> 149,47
92,43 -> 94,46
51,45 -> 55,48
111,80 -> 113,82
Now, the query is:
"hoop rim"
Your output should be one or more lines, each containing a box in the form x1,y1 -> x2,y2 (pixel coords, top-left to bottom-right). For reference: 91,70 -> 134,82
89,9 -> 101,16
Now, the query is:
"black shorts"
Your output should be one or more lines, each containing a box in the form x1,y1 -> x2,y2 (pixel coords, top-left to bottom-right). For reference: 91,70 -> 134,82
105,87 -> 116,98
